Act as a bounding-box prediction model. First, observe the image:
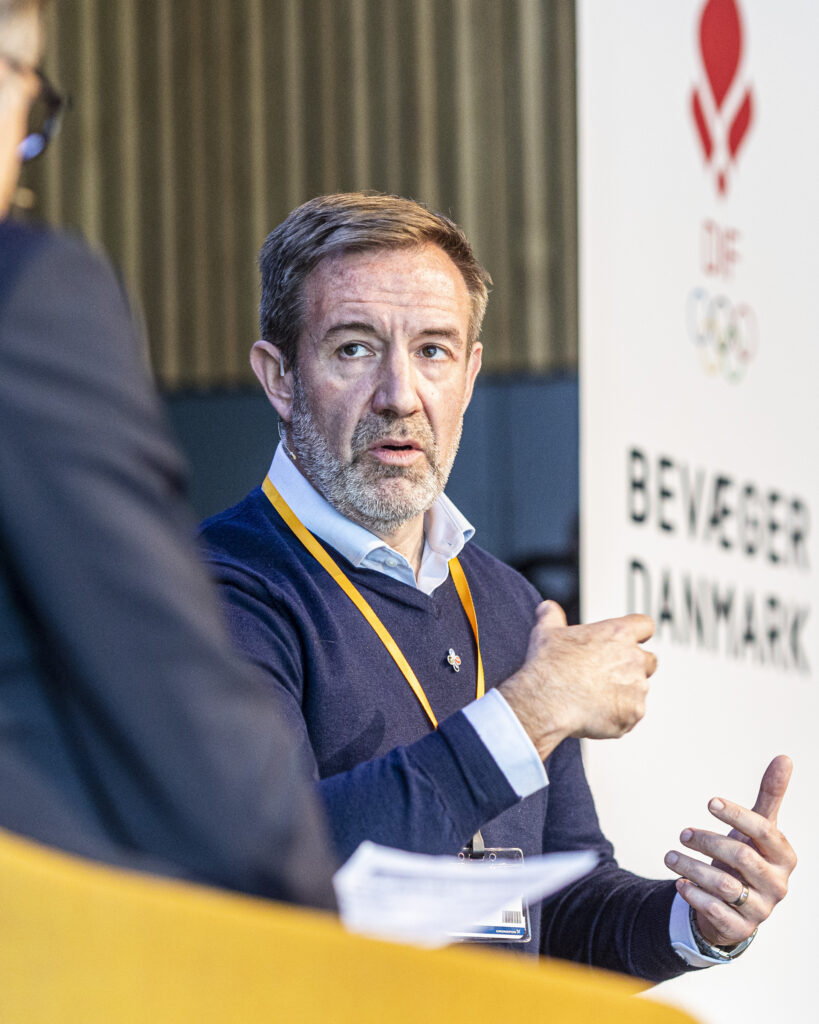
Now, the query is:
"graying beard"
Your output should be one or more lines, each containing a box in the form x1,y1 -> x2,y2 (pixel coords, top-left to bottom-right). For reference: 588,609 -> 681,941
289,376 -> 461,534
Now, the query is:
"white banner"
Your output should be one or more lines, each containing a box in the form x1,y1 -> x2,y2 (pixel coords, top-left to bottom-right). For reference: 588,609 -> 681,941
578,2 -> 817,1021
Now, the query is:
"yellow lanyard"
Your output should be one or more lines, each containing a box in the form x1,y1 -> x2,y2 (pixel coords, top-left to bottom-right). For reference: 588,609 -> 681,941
262,476 -> 484,728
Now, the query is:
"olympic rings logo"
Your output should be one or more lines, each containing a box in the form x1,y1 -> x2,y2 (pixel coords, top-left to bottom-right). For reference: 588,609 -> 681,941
686,288 -> 759,383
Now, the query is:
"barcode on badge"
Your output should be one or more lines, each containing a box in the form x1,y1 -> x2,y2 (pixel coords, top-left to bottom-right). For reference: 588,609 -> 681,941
502,910 -> 523,925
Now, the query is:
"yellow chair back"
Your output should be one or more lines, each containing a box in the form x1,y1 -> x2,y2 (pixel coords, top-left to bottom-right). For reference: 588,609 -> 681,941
0,828 -> 699,1023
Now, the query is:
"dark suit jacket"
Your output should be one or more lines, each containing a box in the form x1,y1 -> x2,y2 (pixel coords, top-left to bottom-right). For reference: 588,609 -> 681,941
0,220 -> 335,908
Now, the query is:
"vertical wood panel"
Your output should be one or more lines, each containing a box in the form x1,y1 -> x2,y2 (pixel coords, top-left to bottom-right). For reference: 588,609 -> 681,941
283,0 -> 305,211
349,0 -> 371,188
517,0 -> 550,370
453,0 -> 477,238
413,0 -> 438,208
553,0 -> 578,367
379,0 -> 402,190
24,0 -> 578,388
186,0 -> 210,387
318,0 -> 339,193
76,0 -> 101,246
156,0 -> 179,384
480,0 -> 514,366
246,0 -> 270,250
117,0 -> 142,301
213,0 -> 240,382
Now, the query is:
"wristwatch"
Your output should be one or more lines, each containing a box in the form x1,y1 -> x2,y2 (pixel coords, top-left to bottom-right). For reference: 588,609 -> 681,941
689,906 -> 757,961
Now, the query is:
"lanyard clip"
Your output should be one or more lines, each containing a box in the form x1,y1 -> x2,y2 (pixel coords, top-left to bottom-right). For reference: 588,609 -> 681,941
467,830 -> 485,860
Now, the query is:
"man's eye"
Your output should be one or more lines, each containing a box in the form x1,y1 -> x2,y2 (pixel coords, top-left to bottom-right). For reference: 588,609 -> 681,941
339,342 -> 369,358
419,344 -> 448,360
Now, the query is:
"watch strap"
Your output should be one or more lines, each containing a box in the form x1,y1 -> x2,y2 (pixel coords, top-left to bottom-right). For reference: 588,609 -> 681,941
689,905 -> 757,961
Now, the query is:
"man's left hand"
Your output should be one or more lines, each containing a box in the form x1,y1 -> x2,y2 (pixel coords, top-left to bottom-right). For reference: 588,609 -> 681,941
664,754 -> 796,949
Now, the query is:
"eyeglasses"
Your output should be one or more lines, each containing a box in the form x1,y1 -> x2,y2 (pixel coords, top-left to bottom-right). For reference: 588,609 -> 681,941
0,53 -> 66,162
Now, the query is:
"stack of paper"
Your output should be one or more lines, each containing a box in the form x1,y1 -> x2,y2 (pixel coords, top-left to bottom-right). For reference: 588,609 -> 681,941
334,842 -> 598,948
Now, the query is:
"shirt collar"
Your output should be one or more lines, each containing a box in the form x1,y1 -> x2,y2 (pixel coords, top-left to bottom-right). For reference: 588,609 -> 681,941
267,443 -> 474,577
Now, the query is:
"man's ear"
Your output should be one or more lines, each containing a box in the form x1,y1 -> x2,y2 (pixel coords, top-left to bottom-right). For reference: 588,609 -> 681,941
462,341 -> 483,410
250,340 -> 293,421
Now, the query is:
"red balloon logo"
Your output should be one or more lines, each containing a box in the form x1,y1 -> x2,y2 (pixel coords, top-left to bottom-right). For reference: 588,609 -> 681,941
691,0 -> 753,195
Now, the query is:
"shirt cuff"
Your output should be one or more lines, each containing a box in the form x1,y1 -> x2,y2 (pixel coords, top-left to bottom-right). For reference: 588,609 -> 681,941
669,892 -> 731,968
460,689 -> 548,799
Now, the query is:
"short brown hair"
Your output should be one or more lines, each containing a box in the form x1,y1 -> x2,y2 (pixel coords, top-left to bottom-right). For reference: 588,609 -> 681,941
259,192 -> 491,369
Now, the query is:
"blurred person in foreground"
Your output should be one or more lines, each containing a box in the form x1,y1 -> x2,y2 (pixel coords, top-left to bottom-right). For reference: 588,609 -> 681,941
201,192 -> 796,980
0,0 -> 334,908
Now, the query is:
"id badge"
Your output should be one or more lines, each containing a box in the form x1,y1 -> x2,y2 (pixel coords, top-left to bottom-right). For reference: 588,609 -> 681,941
448,846 -> 531,943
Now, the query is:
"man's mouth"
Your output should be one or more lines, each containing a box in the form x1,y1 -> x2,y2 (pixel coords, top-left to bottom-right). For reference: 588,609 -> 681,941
367,438 -> 424,466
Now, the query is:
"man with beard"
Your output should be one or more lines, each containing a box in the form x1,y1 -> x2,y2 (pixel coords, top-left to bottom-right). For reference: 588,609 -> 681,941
200,193 -> 794,980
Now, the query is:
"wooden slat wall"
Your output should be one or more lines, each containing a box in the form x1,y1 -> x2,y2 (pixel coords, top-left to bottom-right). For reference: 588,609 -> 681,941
20,0 -> 577,390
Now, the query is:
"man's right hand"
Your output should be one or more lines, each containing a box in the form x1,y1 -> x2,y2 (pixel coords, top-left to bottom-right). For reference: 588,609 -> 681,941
497,601 -> 658,760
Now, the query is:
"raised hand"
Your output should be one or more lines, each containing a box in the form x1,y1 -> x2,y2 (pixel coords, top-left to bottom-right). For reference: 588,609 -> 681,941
664,755 -> 796,948
498,600 -> 658,759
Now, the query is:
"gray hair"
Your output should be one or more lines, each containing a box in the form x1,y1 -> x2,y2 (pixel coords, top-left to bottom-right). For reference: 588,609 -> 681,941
259,192 -> 491,369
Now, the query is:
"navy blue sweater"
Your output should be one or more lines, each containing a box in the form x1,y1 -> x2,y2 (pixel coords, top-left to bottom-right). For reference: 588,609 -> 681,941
201,488 -> 691,981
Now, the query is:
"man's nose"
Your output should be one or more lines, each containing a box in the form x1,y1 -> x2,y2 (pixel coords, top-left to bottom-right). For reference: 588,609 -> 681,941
371,350 -> 422,418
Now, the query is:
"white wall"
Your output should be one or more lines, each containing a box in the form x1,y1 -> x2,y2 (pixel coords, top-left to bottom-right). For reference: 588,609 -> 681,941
578,2 -> 817,1021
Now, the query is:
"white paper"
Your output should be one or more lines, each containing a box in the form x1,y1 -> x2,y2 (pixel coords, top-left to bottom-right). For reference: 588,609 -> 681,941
333,841 -> 598,948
